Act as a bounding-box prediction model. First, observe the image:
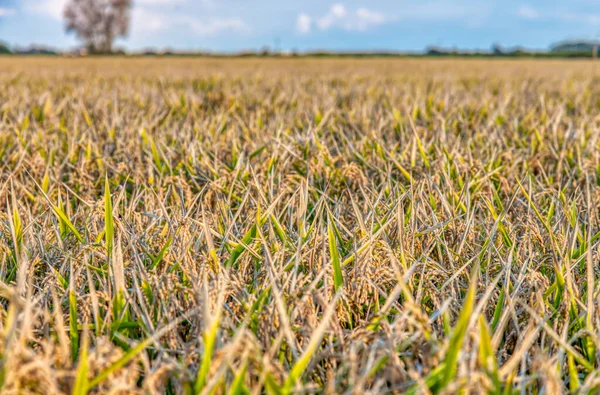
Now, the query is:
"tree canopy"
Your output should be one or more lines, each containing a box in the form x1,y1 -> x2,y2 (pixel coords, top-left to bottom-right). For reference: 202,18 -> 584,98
64,0 -> 132,53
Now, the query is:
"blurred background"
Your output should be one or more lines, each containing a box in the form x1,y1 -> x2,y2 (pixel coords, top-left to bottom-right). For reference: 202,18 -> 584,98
0,0 -> 600,57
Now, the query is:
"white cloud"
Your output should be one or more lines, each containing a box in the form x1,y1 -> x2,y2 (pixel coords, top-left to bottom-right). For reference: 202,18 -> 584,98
0,8 -> 16,17
313,3 -> 388,32
299,1 -> 494,34
354,8 -> 386,31
331,4 -> 347,18
23,0 -> 249,38
23,0 -> 67,20
296,13 -> 312,34
517,5 -> 539,20
136,0 -> 187,4
557,11 -> 600,25
186,17 -> 248,36
396,1 -> 491,23
132,7 -> 249,37
132,7 -> 167,34
136,0 -> 217,11
317,4 -> 347,30
514,6 -> 600,26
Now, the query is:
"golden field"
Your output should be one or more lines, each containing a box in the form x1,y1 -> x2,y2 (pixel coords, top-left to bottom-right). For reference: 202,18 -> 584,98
0,57 -> 600,393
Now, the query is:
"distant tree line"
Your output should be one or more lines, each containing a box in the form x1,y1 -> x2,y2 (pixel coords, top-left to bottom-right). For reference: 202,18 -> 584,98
0,42 -> 60,55
424,41 -> 600,58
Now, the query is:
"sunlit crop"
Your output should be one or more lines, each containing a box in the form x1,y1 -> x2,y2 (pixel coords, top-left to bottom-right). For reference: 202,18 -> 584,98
0,57 -> 599,393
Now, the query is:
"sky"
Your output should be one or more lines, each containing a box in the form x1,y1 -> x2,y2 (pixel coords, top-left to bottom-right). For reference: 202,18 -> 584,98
1,0 -> 600,52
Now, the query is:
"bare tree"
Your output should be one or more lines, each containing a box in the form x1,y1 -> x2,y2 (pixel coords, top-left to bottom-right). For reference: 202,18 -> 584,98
64,0 -> 132,53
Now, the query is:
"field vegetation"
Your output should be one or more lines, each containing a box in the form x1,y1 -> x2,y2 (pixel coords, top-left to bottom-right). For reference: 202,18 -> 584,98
0,57 -> 600,393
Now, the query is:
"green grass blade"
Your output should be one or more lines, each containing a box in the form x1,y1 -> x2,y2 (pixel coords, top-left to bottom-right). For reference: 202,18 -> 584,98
227,361 -> 248,395
72,327 -> 89,395
283,293 -> 339,394
568,354 -> 580,392
87,336 -> 153,390
86,307 -> 198,391
432,263 -> 479,391
148,237 -> 172,271
478,316 -> 500,392
327,221 -> 344,292
69,289 -> 80,364
54,203 -> 84,243
194,308 -> 221,394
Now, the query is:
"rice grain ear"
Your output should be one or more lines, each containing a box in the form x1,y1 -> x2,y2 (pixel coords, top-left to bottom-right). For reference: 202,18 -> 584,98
202,209 -> 219,271
6,58 -> 600,393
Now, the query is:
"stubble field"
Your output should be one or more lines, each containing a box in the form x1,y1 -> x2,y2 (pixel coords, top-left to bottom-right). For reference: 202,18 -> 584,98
0,57 -> 600,393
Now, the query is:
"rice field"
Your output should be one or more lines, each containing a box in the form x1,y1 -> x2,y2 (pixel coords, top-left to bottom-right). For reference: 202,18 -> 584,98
1,57 -> 600,393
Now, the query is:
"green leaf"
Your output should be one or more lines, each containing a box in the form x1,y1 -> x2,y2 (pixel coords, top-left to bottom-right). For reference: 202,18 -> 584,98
439,265 -> 478,387
491,288 -> 505,331
478,316 -> 500,393
568,354 -> 580,393
227,361 -> 248,395
148,237 -> 172,271
69,290 -> 80,364
225,216 -> 267,268
327,220 -> 344,292
282,293 -> 339,394
270,214 -> 287,246
194,308 -> 221,394
54,201 -> 83,243
72,328 -> 89,395
417,263 -> 479,394
87,336 -> 153,390
41,170 -> 50,194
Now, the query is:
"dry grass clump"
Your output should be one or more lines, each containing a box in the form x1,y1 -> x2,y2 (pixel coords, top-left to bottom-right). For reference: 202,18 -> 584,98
0,57 -> 599,393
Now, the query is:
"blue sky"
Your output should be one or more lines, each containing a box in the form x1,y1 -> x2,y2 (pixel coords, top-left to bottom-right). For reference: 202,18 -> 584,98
1,0 -> 600,52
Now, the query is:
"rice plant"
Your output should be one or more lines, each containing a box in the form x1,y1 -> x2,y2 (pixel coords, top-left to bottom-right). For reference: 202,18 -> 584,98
0,57 -> 598,393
